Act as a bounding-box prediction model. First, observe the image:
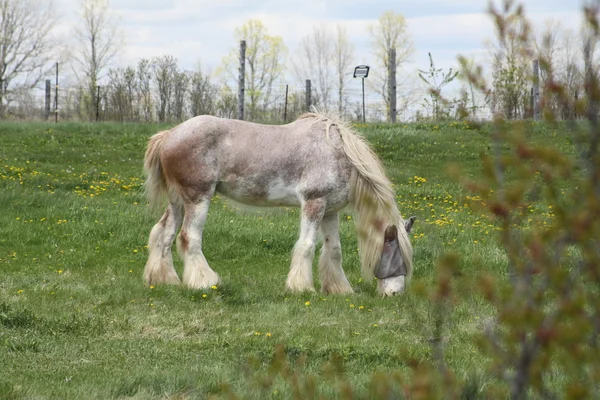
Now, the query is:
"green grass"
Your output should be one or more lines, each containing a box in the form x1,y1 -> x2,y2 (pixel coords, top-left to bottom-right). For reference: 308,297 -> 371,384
0,119 -> 575,399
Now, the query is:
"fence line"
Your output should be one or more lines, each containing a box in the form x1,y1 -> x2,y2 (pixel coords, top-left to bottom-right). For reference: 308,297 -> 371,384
4,79 -> 493,124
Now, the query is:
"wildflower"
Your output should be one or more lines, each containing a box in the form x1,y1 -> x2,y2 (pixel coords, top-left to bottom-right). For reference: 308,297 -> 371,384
211,285 -> 217,290
17,289 -> 23,294
359,305 -> 365,310
349,304 -> 355,308
202,294 -> 207,298
266,333 -> 272,338
305,301 -> 310,306
149,285 -> 155,289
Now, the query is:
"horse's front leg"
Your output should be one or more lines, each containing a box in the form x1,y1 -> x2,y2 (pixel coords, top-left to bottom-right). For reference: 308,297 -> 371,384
286,198 -> 326,293
178,194 -> 220,289
318,212 -> 354,294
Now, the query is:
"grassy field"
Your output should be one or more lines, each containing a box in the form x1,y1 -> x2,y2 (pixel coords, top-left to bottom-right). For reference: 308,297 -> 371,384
0,119 -> 574,399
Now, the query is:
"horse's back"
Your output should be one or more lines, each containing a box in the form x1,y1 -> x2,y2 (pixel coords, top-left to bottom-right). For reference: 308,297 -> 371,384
160,115 -> 352,210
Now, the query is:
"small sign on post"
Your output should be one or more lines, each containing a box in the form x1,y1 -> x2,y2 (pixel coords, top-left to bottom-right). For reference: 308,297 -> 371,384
353,65 -> 370,123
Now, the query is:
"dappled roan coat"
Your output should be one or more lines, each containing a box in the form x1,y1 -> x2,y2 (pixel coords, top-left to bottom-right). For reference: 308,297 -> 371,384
143,111 -> 415,296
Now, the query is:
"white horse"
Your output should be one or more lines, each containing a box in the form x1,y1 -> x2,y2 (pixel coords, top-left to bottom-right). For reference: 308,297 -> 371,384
143,111 -> 415,296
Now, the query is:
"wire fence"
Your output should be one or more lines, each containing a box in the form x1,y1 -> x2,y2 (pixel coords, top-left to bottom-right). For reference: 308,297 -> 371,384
4,80 -> 493,124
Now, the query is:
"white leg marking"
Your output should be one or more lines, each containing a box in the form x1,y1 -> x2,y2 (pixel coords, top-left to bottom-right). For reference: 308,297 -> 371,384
318,213 -> 353,294
180,200 -> 220,289
286,200 -> 325,293
144,203 -> 183,285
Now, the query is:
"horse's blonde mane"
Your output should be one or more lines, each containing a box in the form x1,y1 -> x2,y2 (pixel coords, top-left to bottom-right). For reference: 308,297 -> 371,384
298,109 -> 413,281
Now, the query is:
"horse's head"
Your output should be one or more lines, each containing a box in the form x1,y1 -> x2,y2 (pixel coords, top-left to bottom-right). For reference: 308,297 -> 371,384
374,216 -> 416,296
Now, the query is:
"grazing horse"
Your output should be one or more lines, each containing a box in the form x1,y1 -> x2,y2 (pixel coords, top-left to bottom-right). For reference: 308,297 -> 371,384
143,111 -> 415,296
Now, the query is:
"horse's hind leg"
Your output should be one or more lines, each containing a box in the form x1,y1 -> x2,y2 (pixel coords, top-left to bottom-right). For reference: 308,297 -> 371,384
286,199 -> 326,293
144,202 -> 183,286
318,213 -> 354,294
178,197 -> 220,289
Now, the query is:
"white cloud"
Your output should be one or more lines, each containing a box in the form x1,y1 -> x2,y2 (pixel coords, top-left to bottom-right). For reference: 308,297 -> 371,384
53,0 -> 584,90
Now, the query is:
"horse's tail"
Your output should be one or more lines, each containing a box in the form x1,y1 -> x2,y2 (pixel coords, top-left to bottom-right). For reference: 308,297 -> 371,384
311,112 -> 410,280
334,124 -> 401,279
144,130 -> 170,210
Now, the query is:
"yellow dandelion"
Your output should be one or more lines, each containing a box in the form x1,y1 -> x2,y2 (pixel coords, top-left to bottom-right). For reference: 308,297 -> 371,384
266,332 -> 272,338
305,301 -> 310,306
17,289 -> 23,294
211,285 -> 217,290
202,294 -> 207,298
149,285 -> 155,289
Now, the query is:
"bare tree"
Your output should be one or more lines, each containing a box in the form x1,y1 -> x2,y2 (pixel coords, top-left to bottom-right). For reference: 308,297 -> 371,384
152,55 -> 177,122
418,52 -> 459,120
534,19 -> 562,84
0,0 -> 57,117
216,86 -> 237,119
531,19 -> 565,116
71,0 -> 121,120
189,64 -> 216,116
137,58 -> 153,122
292,24 -> 334,109
367,10 -> 414,119
485,4 -> 532,119
334,24 -> 354,115
559,29 -> 584,119
172,69 -> 189,121
105,67 -> 127,120
104,65 -> 136,121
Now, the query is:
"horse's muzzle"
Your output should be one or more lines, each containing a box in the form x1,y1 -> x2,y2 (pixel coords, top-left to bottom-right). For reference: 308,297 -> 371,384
377,275 -> 406,296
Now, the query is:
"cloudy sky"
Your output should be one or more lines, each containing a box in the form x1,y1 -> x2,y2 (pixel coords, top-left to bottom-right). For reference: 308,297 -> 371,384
53,0 -> 584,96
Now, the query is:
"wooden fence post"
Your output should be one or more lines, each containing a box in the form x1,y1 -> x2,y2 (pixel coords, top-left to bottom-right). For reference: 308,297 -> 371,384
305,79 -> 311,112
284,84 -> 289,122
54,62 -> 59,123
45,80 -> 51,120
533,59 -> 540,120
238,40 -> 246,120
389,48 -> 397,123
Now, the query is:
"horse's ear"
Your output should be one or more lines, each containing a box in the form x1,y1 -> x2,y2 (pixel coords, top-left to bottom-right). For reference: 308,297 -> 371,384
384,225 -> 398,243
404,216 -> 416,234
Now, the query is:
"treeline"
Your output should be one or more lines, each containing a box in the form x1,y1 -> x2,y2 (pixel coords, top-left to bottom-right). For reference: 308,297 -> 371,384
65,56 -> 307,123
0,0 -> 594,122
